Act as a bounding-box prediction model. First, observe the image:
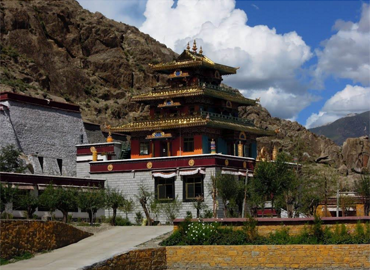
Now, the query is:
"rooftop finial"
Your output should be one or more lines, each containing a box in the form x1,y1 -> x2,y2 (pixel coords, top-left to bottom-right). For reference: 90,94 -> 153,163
192,40 -> 197,53
186,42 -> 190,50
199,46 -> 203,55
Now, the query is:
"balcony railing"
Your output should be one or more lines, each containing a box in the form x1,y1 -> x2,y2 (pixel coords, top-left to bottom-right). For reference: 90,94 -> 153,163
151,82 -> 241,96
200,110 -> 254,127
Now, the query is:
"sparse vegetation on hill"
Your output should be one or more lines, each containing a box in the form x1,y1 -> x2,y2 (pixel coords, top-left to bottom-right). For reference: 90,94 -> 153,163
0,0 -> 176,125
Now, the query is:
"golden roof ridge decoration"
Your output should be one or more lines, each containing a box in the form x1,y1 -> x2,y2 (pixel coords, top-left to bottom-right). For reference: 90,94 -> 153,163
111,116 -> 209,132
150,49 -> 237,75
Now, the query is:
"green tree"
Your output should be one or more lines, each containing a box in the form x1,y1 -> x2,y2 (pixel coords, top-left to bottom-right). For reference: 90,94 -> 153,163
161,196 -> 182,224
135,184 -> 153,226
18,192 -> 39,219
39,185 -> 78,223
0,145 -> 27,173
355,173 -> 370,216
251,153 -> 296,217
0,183 -> 18,214
78,188 -> 106,225
105,187 -> 125,225
215,174 -> 244,217
120,198 -> 135,220
298,165 -> 337,217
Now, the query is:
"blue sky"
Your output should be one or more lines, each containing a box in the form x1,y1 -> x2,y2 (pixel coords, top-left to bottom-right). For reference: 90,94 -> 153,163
77,0 -> 370,128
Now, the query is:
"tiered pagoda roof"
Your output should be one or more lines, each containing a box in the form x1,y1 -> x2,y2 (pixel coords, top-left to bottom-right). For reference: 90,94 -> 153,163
149,49 -> 238,75
131,84 -> 256,106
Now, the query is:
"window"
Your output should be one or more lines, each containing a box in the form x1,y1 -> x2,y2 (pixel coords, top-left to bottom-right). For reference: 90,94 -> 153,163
57,159 -> 63,175
155,178 -> 175,201
183,176 -> 203,201
38,156 -> 44,171
183,137 -> 194,152
140,142 -> 150,155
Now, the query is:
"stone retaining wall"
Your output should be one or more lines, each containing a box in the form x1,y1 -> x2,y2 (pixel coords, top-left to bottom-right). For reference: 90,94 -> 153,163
84,245 -> 370,270
0,220 -> 92,259
83,247 -> 166,270
166,245 -> 370,269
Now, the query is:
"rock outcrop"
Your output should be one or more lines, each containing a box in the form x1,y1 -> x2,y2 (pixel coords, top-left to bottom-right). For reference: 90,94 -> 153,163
342,136 -> 370,174
240,104 -> 342,167
0,0 -> 176,125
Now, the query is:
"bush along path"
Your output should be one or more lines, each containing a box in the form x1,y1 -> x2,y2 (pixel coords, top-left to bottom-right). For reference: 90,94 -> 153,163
160,217 -> 370,246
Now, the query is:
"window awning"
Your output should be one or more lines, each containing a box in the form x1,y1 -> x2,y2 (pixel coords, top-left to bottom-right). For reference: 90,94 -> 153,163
221,169 -> 253,177
179,168 -> 206,176
11,183 -> 34,190
152,171 -> 177,179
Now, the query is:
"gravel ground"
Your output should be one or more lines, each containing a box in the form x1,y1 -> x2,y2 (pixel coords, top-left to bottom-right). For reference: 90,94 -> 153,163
136,230 -> 173,249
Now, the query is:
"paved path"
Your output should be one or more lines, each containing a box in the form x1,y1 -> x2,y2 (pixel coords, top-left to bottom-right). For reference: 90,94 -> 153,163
2,226 -> 173,270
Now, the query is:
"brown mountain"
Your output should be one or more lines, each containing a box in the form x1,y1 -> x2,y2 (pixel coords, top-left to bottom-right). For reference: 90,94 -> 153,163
1,0 -> 368,182
310,111 -> 370,145
0,0 -> 176,124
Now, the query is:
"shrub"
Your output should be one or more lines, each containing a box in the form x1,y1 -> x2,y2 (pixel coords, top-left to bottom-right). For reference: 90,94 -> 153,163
135,211 -> 143,225
114,216 -> 132,226
183,221 -> 216,245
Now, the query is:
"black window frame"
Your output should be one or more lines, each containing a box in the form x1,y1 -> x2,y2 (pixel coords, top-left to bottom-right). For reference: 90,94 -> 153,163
155,178 -> 175,202
183,175 -> 204,201
183,137 -> 194,152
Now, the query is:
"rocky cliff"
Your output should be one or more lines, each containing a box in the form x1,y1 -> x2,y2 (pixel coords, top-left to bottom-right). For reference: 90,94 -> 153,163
240,105 -> 370,182
310,111 -> 369,145
0,0 -> 176,124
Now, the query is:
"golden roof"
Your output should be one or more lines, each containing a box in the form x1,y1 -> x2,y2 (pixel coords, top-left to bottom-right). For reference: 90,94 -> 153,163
149,50 -> 238,75
131,85 -> 255,106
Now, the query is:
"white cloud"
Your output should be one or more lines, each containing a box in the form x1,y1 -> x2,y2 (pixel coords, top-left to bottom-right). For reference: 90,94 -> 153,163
314,4 -> 370,87
77,0 -> 147,27
140,0 -> 313,119
306,85 -> 370,128
242,88 -> 315,120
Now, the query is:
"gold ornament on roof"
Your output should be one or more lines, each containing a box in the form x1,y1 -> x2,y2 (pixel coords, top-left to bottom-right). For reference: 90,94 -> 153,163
186,42 -> 190,50
192,40 -> 197,53
105,123 -> 113,142
199,46 -> 203,55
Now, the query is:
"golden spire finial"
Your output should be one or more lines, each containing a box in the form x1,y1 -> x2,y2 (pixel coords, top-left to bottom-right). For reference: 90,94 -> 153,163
192,40 -> 197,53
186,42 -> 190,50
199,46 -> 203,55
105,123 -> 113,142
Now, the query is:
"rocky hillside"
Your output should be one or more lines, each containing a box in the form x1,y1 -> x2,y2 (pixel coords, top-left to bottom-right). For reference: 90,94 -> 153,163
240,105 -> 369,183
1,0 -> 368,185
0,0 -> 176,125
310,111 -> 370,145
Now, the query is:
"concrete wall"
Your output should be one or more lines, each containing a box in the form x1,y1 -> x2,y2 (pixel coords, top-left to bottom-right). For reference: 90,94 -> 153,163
0,100 -> 88,176
0,220 -> 92,260
92,167 -> 218,224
